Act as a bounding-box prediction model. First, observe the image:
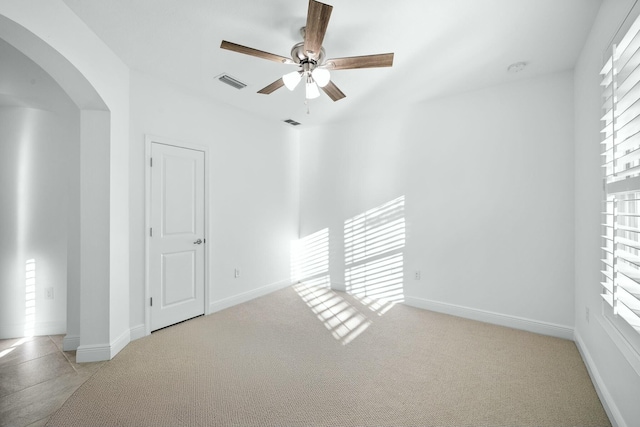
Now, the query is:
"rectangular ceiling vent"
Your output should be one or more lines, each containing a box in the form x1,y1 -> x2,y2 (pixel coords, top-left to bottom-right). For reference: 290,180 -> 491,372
284,119 -> 301,126
217,74 -> 247,90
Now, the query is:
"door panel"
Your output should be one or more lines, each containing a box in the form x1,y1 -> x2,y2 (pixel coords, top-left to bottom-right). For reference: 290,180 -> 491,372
162,156 -> 197,235
162,251 -> 196,306
150,142 -> 205,331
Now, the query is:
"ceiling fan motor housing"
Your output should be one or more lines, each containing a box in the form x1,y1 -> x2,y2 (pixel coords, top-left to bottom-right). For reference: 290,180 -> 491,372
291,41 -> 326,66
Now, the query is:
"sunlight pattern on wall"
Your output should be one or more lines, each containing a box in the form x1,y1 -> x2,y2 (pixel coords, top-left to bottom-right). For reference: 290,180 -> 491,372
293,282 -> 371,345
24,259 -> 36,337
344,196 -> 406,314
290,228 -> 330,287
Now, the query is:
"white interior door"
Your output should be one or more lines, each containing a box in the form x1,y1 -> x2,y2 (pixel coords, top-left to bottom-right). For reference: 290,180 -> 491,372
149,142 -> 205,331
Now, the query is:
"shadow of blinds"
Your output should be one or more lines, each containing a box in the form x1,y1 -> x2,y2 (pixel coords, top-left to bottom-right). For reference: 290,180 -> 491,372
291,228 -> 330,288
344,196 -> 406,314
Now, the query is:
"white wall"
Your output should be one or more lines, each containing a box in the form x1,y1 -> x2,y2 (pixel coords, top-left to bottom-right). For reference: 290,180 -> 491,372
299,71 -> 575,337
129,71 -> 300,331
0,0 -> 131,362
0,39 -> 79,338
574,0 -> 640,425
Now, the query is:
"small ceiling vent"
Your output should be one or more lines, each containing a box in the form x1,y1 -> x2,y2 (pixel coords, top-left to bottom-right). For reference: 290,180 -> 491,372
284,119 -> 301,126
217,74 -> 247,89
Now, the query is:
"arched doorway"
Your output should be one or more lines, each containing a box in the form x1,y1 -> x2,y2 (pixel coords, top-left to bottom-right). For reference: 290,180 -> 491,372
0,36 -> 80,341
0,3 -> 131,362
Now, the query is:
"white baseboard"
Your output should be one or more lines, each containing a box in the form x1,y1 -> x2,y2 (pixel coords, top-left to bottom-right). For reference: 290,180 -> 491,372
76,343 -> 110,363
574,331 -> 626,427
403,296 -> 574,340
111,328 -> 130,357
330,281 -> 347,292
76,328 -> 130,363
0,321 -> 66,339
62,334 -> 80,351
129,323 -> 146,341
209,279 -> 292,314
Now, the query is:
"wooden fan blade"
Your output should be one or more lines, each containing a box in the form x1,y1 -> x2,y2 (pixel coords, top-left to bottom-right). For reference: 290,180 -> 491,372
325,53 -> 394,70
304,0 -> 333,60
258,78 -> 285,94
221,40 -> 293,64
321,80 -> 346,102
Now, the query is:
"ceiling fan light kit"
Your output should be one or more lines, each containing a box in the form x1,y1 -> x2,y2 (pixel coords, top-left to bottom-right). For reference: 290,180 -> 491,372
283,70 -> 303,91
220,0 -> 394,105
311,68 -> 330,87
306,80 -> 321,99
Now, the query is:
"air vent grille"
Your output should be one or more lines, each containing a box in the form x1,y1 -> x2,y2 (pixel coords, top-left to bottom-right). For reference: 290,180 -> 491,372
284,119 -> 301,126
217,74 -> 247,90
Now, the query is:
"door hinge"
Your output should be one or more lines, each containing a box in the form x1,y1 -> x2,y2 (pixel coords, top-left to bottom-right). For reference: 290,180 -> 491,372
150,227 -> 153,237
150,297 -> 153,307
150,157 -> 153,167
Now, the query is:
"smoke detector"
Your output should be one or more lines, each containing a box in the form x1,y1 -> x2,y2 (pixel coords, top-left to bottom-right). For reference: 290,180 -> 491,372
507,62 -> 528,73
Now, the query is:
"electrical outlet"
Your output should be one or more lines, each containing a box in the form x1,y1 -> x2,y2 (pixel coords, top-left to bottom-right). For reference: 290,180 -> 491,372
585,307 -> 590,323
45,287 -> 54,300
414,270 -> 421,280
234,268 -> 240,278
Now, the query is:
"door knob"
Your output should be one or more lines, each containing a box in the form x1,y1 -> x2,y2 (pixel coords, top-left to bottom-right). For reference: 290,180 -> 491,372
193,239 -> 203,245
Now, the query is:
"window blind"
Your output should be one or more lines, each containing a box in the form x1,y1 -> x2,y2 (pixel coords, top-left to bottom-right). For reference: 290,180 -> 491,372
600,14 -> 640,336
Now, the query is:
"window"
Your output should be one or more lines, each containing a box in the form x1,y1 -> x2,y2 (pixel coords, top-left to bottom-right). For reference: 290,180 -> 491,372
600,13 -> 640,357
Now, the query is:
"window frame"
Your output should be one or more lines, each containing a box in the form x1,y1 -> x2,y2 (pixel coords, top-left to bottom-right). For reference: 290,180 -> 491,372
599,6 -> 640,376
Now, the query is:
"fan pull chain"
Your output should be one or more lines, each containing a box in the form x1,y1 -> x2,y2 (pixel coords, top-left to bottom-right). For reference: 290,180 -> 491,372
305,100 -> 310,115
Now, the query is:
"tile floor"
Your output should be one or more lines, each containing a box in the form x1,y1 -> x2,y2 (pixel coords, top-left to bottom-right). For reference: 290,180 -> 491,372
0,335 -> 104,427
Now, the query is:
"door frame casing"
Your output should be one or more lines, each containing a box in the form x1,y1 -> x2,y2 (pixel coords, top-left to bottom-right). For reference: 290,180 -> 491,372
144,134 -> 210,336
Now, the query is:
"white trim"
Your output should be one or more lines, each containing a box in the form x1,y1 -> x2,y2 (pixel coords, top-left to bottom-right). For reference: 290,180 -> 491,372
76,343 -> 110,363
599,314 -> 640,377
0,321 -> 66,339
330,281 -> 347,292
76,329 -> 130,363
209,279 -> 292,313
129,323 -> 146,341
575,331 -> 626,427
144,135 -> 210,336
62,334 -> 80,351
110,328 -> 130,357
144,136 -> 152,336
403,296 -> 574,340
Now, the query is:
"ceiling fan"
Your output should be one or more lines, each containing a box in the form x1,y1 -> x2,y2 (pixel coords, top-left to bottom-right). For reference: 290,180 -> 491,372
220,0 -> 394,102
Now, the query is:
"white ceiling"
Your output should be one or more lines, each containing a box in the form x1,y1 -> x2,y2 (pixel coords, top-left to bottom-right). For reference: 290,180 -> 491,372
61,0 -> 602,128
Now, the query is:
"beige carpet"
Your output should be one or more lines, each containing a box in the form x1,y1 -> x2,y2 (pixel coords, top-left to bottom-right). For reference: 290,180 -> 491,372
46,284 -> 610,427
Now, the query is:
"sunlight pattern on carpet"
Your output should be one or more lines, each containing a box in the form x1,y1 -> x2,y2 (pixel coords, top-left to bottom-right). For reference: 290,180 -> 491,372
293,282 -> 371,345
